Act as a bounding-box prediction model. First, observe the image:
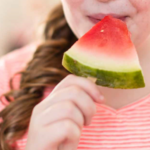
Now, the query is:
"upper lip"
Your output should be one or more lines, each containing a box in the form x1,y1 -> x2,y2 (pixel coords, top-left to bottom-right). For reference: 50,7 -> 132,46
87,13 -> 127,20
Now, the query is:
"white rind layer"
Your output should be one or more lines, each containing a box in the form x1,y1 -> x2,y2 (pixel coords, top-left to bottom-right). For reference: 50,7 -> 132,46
66,48 -> 141,72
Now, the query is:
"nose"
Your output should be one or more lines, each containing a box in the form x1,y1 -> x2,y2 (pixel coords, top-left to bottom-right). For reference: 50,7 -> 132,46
97,0 -> 113,2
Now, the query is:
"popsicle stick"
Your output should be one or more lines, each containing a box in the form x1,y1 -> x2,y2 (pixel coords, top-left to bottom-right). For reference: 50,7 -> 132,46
87,76 -> 97,83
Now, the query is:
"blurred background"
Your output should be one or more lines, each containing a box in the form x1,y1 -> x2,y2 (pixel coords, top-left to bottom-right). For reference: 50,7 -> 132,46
0,0 -> 60,57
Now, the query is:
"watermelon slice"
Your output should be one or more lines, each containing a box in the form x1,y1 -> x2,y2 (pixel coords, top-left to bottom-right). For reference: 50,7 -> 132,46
62,16 -> 145,89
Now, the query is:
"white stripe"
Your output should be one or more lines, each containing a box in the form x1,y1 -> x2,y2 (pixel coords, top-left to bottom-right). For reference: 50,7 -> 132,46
93,118 -> 150,122
90,121 -> 150,126
79,138 -> 150,144
94,113 -> 150,118
77,148 -> 150,150
96,109 -> 150,114
81,130 -> 150,135
17,139 -> 27,142
78,142 -> 150,148
93,116 -> 150,121
80,134 -> 150,140
85,125 -> 150,129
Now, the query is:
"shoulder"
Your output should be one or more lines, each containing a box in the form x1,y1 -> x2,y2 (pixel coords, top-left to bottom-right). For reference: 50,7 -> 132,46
0,42 -> 38,75
0,42 -> 40,111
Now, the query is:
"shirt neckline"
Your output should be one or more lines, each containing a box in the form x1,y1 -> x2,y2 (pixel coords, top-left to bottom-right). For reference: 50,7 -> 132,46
95,92 -> 150,115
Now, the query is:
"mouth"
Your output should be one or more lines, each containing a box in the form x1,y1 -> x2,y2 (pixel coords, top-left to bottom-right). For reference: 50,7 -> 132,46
87,13 -> 128,24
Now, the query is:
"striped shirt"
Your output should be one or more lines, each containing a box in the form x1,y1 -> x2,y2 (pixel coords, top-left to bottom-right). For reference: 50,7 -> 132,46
1,43 -> 150,150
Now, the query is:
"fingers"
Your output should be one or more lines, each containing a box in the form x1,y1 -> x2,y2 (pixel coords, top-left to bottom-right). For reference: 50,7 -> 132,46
50,74 -> 104,103
49,120 -> 81,150
26,119 -> 81,150
34,86 -> 96,126
35,101 -> 84,129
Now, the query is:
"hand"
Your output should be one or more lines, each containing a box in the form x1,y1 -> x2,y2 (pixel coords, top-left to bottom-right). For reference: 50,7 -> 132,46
25,74 -> 104,150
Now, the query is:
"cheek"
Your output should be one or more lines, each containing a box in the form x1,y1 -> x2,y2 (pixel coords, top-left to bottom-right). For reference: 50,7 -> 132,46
61,0 -> 85,38
128,11 -> 150,47
130,0 -> 150,11
123,0 -> 150,46
130,0 -> 150,33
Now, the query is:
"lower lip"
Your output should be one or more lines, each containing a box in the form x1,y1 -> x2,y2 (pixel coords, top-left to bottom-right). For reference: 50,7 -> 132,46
88,16 -> 127,24
88,16 -> 101,24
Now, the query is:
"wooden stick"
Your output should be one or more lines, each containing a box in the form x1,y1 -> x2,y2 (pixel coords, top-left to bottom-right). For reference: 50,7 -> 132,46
87,76 -> 97,83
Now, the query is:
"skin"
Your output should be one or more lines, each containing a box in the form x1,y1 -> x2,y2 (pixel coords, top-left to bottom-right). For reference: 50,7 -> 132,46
25,1 -> 150,150
61,0 -> 150,109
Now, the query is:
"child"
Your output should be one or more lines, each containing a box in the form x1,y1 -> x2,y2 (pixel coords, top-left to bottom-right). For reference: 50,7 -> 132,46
1,0 -> 150,149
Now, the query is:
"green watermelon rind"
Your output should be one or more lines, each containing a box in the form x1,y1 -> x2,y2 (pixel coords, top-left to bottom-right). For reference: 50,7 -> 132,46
62,53 -> 145,89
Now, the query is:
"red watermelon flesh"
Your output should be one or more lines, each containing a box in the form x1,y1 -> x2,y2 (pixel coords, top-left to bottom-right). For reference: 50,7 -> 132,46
74,16 -> 137,62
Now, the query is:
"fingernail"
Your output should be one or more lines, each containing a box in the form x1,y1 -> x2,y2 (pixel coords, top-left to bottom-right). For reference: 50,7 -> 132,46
99,95 -> 105,101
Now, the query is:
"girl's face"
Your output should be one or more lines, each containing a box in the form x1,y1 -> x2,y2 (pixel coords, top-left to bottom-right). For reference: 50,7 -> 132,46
61,0 -> 150,48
